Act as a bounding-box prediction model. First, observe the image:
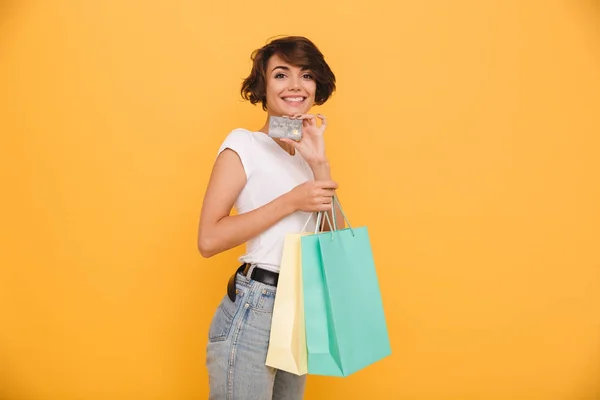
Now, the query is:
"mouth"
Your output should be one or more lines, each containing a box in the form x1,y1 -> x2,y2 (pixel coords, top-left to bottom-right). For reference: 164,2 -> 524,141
281,96 -> 307,104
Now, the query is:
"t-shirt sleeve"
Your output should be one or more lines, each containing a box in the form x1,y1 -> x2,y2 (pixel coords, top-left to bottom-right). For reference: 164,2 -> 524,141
217,129 -> 254,179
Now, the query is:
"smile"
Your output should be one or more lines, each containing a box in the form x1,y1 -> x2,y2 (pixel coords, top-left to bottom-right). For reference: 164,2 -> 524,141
282,97 -> 306,103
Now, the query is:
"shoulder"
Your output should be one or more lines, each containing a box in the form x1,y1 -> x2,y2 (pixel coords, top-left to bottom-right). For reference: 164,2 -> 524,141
221,128 -> 255,144
217,128 -> 258,177
218,128 -> 257,154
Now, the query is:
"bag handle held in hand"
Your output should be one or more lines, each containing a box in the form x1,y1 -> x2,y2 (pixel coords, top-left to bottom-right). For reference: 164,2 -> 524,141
300,210 -> 332,234
331,194 -> 354,236
301,213 -> 314,233
303,194 -> 355,237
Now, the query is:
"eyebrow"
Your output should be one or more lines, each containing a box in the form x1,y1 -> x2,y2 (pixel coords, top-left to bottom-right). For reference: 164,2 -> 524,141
271,65 -> 310,73
271,65 -> 290,73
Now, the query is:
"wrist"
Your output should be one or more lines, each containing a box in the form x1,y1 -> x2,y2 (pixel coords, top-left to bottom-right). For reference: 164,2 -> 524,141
310,161 -> 331,180
280,191 -> 298,214
308,158 -> 329,168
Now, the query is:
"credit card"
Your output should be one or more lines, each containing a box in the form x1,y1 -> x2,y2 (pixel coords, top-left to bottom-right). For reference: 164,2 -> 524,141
268,116 -> 303,141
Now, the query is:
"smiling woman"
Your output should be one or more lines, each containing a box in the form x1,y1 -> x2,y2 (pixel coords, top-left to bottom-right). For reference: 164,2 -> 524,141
241,36 -> 336,112
197,36 -> 343,400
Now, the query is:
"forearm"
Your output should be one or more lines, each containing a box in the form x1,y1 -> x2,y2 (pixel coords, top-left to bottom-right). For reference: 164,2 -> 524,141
199,193 -> 295,258
311,162 -> 344,230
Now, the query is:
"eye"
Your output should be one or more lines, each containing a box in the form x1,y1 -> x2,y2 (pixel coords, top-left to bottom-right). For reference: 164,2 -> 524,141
274,73 -> 286,79
302,73 -> 313,80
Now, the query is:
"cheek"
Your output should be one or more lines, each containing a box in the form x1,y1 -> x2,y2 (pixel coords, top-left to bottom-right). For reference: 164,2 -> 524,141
266,81 -> 284,99
305,82 -> 317,98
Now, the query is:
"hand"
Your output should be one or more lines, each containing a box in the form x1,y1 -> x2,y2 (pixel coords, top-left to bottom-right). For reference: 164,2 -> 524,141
286,180 -> 338,213
280,114 -> 328,166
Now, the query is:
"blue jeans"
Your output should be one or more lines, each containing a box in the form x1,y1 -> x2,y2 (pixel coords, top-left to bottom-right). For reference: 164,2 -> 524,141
206,272 -> 306,400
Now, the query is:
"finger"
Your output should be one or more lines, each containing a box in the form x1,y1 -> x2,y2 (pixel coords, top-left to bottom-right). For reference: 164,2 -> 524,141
315,180 -> 338,189
317,114 -> 327,128
319,188 -> 336,197
315,197 -> 333,206
316,187 -> 336,196
294,114 -> 317,125
318,203 -> 333,211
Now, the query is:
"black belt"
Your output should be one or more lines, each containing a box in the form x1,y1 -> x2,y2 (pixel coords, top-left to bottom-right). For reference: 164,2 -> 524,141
227,263 -> 279,302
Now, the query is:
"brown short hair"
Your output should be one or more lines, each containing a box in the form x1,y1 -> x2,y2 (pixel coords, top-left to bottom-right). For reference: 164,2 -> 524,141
241,36 -> 336,111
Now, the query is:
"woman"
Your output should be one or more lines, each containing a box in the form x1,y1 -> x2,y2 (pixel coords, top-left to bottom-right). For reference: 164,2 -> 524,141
197,36 -> 343,400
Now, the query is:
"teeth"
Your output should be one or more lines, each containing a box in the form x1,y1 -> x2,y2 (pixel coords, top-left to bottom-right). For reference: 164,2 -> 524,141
283,97 -> 304,102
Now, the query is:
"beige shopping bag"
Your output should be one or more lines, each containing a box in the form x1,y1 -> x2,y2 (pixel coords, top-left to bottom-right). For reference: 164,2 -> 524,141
265,232 -> 309,375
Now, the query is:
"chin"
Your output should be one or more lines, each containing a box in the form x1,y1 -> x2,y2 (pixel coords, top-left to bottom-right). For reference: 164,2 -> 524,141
267,99 -> 314,117
281,104 -> 312,116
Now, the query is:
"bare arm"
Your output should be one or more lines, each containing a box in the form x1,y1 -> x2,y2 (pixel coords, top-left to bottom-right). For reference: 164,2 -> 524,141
197,149 -> 336,258
197,149 -> 291,258
311,161 -> 345,231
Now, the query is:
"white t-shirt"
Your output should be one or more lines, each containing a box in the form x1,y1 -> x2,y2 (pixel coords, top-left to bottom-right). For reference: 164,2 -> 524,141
217,128 -> 317,273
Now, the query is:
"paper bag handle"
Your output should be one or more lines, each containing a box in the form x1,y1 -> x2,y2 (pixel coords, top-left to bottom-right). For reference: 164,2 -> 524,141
300,195 -> 354,237
330,194 -> 354,236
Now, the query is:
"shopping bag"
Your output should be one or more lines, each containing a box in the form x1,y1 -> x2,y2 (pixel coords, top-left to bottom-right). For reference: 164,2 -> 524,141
265,215 -> 315,375
302,197 -> 391,377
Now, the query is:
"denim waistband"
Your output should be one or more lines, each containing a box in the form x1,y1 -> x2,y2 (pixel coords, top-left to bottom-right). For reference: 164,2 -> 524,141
234,273 -> 277,312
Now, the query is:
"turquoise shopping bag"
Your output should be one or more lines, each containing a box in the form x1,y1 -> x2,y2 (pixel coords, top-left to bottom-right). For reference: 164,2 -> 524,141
301,198 -> 391,377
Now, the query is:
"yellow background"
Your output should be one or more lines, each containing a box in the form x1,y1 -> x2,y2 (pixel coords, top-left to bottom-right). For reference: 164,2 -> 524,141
1,0 -> 599,399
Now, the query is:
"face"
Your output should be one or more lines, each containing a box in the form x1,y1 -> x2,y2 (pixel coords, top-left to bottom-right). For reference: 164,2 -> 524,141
264,53 -> 316,116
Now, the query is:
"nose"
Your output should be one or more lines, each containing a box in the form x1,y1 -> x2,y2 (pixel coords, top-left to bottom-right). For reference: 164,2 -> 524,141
288,77 -> 301,91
